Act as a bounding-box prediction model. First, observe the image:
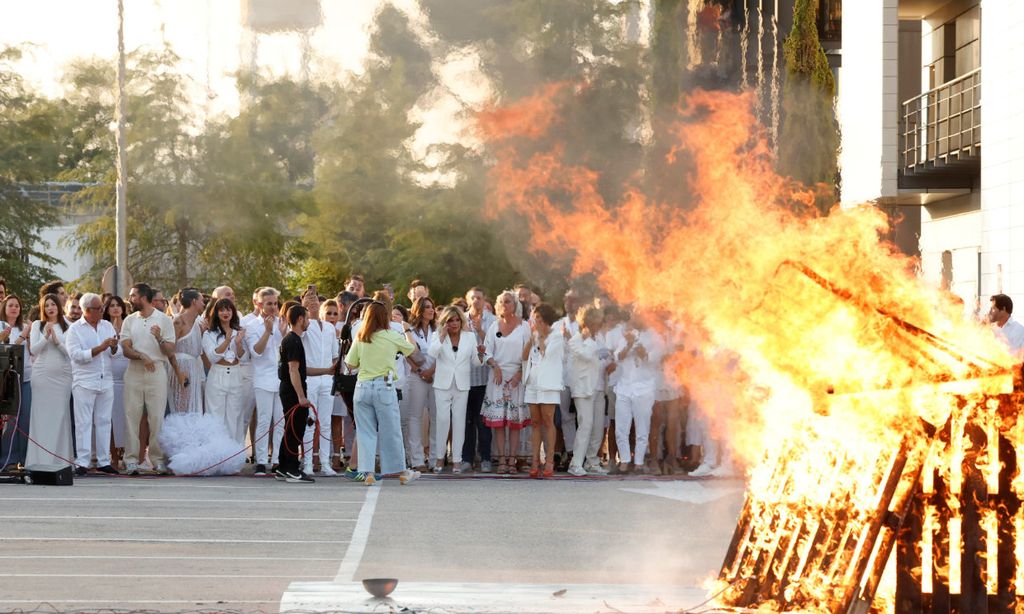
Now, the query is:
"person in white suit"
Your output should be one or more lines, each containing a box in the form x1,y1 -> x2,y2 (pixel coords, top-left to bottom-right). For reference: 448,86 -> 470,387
427,306 -> 482,474
565,304 -> 607,477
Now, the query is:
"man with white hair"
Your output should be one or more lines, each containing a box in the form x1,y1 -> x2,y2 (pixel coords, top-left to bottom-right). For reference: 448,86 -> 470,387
211,286 -> 235,304
246,287 -> 286,474
65,292 -> 120,475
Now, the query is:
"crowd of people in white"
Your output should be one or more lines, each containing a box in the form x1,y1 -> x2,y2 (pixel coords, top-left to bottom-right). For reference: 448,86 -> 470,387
0,275 -> 736,484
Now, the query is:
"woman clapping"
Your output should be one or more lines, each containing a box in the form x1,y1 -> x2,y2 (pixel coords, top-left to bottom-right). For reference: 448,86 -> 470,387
427,306 -> 481,474
523,304 -> 564,478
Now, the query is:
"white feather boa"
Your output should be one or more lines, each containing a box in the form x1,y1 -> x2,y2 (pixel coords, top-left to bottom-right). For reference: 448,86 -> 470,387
157,412 -> 246,476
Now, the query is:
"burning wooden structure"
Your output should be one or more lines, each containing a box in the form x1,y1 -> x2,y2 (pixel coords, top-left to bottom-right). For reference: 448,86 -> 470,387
716,263 -> 1023,613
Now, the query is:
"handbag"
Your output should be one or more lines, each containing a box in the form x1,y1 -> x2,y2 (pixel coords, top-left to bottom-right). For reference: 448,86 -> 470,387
331,323 -> 358,398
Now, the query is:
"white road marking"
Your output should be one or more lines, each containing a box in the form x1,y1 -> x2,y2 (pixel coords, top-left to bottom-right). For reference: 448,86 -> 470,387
0,600 -> 279,605
0,537 -> 349,544
0,573 -> 335,579
0,515 -> 355,522
281,582 -> 711,613
619,481 -> 743,504
3,497 -> 359,504
2,555 -> 342,561
334,486 -> 380,582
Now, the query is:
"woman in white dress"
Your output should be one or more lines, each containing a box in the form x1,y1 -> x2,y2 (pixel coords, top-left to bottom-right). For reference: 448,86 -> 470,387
480,291 -> 531,474
102,296 -> 130,466
25,294 -> 73,467
523,303 -> 565,478
169,288 -> 206,414
0,295 -> 32,470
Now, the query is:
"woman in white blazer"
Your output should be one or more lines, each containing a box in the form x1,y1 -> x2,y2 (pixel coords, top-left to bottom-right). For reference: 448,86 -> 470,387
566,305 -> 607,477
427,306 -> 481,474
522,303 -> 564,478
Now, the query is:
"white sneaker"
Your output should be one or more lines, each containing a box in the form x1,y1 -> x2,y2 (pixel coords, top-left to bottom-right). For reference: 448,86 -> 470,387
125,462 -> 140,476
709,461 -> 736,478
304,461 -> 314,475
568,466 -> 587,477
480,460 -> 493,473
155,463 -> 171,475
689,463 -> 715,477
458,461 -> 472,473
431,465 -> 443,474
587,464 -> 609,475
400,469 -> 420,485
319,465 -> 338,477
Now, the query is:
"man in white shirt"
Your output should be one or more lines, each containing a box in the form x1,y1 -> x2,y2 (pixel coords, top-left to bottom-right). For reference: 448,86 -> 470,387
611,312 -> 664,474
300,287 -> 340,476
246,287 -> 285,474
990,293 -> 1024,359
66,293 -> 120,476
120,283 -> 178,475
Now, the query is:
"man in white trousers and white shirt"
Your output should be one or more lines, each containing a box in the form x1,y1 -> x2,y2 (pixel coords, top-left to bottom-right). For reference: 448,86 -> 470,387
300,288 -> 340,476
554,289 -> 583,466
246,287 -> 285,475
65,293 -> 120,475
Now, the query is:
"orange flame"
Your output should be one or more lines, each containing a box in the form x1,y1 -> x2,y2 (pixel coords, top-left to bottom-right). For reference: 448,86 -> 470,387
477,86 -> 1015,465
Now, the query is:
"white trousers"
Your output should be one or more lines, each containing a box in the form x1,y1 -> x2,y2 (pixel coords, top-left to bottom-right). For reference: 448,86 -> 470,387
72,385 -> 113,467
558,387 -> 576,453
205,364 -> 247,445
433,384 -> 469,465
254,388 -> 284,466
400,376 -> 434,467
303,376 -> 335,467
569,391 -> 605,470
614,390 -> 654,464
239,364 -> 255,432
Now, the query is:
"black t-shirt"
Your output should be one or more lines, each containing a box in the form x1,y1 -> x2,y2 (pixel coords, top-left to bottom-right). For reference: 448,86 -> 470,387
278,331 -> 307,396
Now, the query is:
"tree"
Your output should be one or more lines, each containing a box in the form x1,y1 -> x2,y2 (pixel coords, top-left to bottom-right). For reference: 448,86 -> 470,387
0,46 -> 61,296
778,0 -> 839,211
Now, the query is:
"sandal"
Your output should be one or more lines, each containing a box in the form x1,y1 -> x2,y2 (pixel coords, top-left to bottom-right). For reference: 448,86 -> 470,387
507,456 -> 517,474
529,465 -> 540,479
543,462 -> 554,479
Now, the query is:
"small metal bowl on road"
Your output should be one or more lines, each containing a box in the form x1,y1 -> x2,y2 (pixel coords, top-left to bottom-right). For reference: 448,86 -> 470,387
362,578 -> 398,598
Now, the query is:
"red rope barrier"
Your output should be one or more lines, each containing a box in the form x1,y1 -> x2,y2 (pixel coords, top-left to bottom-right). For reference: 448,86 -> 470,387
12,403 -> 318,479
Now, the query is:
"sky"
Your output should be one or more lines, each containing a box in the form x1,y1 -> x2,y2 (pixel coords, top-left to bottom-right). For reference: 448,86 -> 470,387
1,0 -> 382,119
0,0 -> 494,175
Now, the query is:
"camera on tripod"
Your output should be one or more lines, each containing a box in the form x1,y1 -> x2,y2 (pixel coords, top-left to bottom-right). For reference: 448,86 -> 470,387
1,343 -> 25,417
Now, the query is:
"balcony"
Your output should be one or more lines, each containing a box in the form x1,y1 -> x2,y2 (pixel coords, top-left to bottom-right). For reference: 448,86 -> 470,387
899,68 -> 980,188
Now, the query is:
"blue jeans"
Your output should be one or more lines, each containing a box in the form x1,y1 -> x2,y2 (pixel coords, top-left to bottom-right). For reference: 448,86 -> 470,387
0,381 -> 31,467
354,378 -> 407,475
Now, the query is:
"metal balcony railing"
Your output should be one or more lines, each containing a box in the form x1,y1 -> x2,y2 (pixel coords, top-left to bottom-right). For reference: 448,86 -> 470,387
901,68 -> 981,173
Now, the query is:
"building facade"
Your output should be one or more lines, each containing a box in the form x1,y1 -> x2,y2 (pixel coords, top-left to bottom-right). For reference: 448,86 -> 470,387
840,0 -> 1024,313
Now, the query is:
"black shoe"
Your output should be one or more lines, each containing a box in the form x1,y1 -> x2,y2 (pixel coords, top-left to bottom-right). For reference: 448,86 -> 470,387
271,464 -> 279,473
96,465 -> 118,475
254,464 -> 268,476
274,468 -> 287,481
74,466 -> 89,477
285,471 -> 315,484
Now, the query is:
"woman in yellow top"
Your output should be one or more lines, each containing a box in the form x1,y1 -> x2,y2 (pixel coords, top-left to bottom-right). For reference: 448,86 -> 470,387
345,301 -> 420,486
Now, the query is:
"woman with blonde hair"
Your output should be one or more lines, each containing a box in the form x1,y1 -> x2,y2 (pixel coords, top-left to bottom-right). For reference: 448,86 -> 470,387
345,300 -> 420,485
427,306 -> 481,474
480,291 -> 531,473
566,304 -> 609,476
523,303 -> 564,478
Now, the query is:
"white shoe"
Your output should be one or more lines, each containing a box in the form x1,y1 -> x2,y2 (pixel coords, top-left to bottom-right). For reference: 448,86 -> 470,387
480,460 -> 493,473
458,461 -> 472,473
709,462 -> 736,478
568,466 -> 587,477
304,462 -> 314,475
689,463 -> 715,477
319,466 -> 338,477
431,465 -> 443,474
400,469 -> 420,485
587,464 -> 609,475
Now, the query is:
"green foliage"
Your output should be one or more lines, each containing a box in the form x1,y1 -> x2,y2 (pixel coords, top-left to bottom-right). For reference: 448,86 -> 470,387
0,46 -> 60,296
778,0 -> 839,206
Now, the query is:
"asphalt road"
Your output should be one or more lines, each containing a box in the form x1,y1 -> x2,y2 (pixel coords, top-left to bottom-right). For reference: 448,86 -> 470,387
0,473 -> 744,613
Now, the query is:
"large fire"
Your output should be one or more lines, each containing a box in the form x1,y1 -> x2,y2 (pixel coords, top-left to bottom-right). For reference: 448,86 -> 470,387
477,87 -> 1023,612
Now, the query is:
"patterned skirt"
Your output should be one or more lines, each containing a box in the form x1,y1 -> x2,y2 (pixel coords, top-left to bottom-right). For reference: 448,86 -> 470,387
481,368 -> 531,429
